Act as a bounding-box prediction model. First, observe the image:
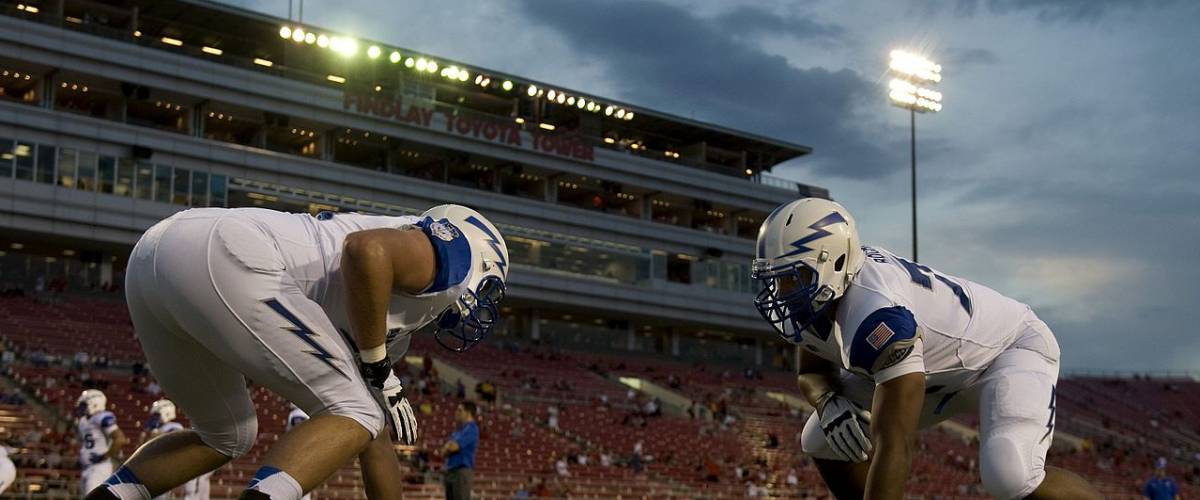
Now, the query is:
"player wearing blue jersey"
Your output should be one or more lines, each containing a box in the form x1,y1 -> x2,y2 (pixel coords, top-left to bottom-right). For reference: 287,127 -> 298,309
87,205 -> 508,500
142,400 -> 210,500
753,198 -> 1101,500
77,390 -> 128,497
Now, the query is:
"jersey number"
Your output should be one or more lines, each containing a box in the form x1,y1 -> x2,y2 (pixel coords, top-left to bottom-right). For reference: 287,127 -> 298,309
894,256 -> 973,315
83,434 -> 95,449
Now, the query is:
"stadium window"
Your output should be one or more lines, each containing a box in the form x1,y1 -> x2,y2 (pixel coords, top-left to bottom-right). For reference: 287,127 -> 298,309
264,117 -> 320,158
205,108 -> 259,148
134,162 -> 153,200
172,167 -> 191,205
127,96 -> 190,135
666,254 -> 693,285
76,151 -> 97,191
97,156 -> 115,194
153,165 -> 172,203
114,159 -> 134,196
190,170 -> 208,207
53,78 -> 116,120
57,148 -> 77,188
36,144 -> 55,184
13,142 -> 33,181
209,174 -> 227,207
0,137 -> 12,178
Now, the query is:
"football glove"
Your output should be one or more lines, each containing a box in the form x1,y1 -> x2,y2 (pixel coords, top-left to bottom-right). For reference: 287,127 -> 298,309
816,393 -> 872,462
87,452 -> 108,465
379,372 -> 418,445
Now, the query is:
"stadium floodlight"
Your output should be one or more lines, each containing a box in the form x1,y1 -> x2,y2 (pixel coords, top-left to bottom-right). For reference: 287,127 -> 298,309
566,96 -> 575,106
555,93 -> 566,104
161,36 -> 183,47
458,70 -> 469,82
889,50 -> 942,83
327,74 -> 346,84
886,48 -> 943,262
201,46 -> 223,56
538,123 -> 555,131
604,105 -> 614,116
576,98 -> 586,109
389,51 -> 402,63
502,80 -> 513,91
291,28 -> 305,43
615,109 -> 626,119
404,57 -> 415,68
253,58 -> 274,67
426,61 -> 438,73
279,26 -> 291,39
547,89 -> 557,101
316,34 -> 329,48
625,112 -> 634,121
527,85 -> 538,97
415,58 -> 428,71
367,45 -> 381,59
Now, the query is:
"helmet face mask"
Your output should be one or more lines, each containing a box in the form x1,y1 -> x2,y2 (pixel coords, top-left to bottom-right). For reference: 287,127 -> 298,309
434,274 -> 505,352
752,260 -> 835,341
76,390 -> 106,417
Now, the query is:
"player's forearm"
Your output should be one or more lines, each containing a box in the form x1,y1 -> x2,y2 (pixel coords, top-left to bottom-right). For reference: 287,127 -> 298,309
342,236 -> 394,354
796,372 -> 839,409
864,440 -> 912,500
106,431 -> 127,458
358,430 -> 404,500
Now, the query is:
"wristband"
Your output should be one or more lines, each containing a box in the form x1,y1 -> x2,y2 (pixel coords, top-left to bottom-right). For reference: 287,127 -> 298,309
361,344 -> 388,363
814,391 -> 837,414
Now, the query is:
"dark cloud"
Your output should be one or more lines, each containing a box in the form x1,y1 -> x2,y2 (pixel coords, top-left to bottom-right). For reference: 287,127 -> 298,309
514,0 -> 898,180
939,0 -> 1187,22
711,6 -> 845,44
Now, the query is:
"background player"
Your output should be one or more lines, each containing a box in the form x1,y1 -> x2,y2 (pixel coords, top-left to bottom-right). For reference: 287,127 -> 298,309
143,400 -> 210,499
0,445 -> 15,494
87,204 -> 508,500
77,390 -> 128,497
753,198 -> 1102,500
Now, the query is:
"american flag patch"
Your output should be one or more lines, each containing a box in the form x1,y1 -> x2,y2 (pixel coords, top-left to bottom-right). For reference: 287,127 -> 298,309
866,323 -> 895,350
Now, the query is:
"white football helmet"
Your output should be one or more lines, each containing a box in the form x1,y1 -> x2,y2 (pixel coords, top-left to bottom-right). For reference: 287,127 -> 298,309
418,204 -> 509,352
76,389 -> 107,417
753,198 -> 865,344
149,399 -> 177,423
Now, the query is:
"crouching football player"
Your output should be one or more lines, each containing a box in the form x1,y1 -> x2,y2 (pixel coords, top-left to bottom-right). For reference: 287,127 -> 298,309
87,204 -> 508,500
754,198 -> 1101,500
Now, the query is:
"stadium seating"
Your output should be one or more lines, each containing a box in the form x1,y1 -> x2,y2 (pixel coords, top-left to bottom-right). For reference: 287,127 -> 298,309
1,295 -> 1197,499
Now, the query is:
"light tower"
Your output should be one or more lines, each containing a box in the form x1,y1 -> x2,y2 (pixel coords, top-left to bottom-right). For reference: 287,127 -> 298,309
887,49 -> 942,262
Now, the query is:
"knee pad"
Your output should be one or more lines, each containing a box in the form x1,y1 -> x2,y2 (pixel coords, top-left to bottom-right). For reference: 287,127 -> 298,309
980,435 -> 1044,500
197,412 -> 258,459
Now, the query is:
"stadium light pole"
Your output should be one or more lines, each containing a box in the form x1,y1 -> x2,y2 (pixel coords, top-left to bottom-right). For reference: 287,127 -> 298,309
888,50 -> 942,263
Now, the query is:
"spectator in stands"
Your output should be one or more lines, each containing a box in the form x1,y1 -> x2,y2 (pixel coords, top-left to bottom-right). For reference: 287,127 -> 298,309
554,455 -> 570,477
765,432 -> 780,449
600,452 -> 612,467
546,405 -> 560,430
442,401 -> 480,500
786,468 -> 799,487
702,457 -> 721,482
455,379 -> 466,399
512,481 -> 530,499
1144,457 -> 1181,500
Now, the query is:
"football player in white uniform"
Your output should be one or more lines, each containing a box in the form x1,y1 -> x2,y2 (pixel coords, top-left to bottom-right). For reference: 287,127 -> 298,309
284,405 -> 311,500
754,199 -> 1101,500
77,390 -> 128,497
143,400 -> 211,500
88,205 -> 508,500
0,446 -> 15,494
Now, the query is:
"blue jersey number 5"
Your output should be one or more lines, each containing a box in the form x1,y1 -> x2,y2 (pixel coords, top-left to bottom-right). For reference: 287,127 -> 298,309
894,256 -> 973,315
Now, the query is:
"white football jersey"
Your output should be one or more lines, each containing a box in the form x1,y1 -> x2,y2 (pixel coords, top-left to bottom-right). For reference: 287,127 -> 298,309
202,207 -> 464,353
286,407 -> 309,431
77,411 -> 117,464
802,246 -> 1038,392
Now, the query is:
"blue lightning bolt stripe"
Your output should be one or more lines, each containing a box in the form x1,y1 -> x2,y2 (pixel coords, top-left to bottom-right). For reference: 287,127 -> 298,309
1041,385 -> 1056,443
264,299 -> 349,380
464,215 -> 507,276
779,212 -> 847,258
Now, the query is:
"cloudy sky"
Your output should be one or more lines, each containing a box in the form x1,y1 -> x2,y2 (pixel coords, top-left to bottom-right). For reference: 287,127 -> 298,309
229,0 -> 1199,372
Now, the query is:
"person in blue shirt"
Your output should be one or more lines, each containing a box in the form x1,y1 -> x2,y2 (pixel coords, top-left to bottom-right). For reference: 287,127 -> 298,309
1144,457 -> 1180,500
442,401 -> 479,500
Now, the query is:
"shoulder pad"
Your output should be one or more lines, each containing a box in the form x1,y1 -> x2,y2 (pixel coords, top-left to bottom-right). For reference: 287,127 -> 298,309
97,412 -> 117,428
849,306 -> 920,374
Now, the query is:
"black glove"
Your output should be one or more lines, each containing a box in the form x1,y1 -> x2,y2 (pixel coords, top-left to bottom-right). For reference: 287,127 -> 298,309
359,358 -> 392,390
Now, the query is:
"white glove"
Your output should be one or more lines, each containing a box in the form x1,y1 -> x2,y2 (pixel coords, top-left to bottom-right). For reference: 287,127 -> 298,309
816,393 -> 872,462
378,372 -> 418,445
